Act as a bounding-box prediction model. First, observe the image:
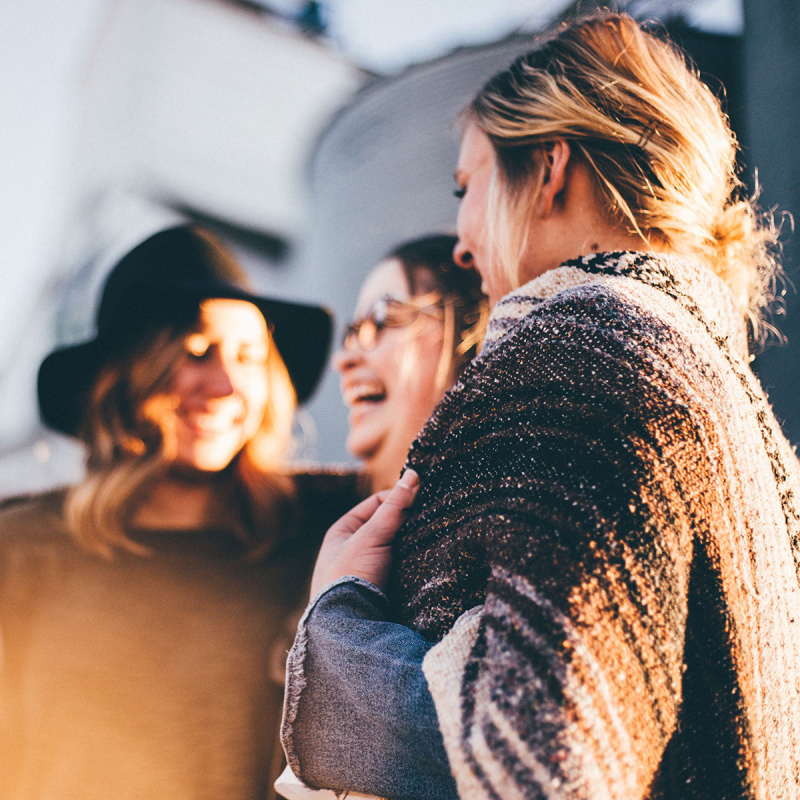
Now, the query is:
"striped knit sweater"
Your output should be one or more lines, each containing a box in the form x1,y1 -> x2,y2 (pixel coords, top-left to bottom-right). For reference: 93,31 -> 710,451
392,251 -> 800,799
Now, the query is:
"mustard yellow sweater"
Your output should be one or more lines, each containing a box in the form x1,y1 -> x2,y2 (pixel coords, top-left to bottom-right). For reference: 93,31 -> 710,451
0,473 -> 359,800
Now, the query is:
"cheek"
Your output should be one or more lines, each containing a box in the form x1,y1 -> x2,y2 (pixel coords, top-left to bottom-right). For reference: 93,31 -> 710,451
168,367 -> 194,403
366,336 -> 412,382
456,198 -> 475,245
462,189 -> 486,240
397,332 -> 446,413
244,375 -> 270,419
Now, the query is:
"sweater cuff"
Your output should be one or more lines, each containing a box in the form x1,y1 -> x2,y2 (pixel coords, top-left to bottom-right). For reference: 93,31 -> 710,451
281,577 -> 389,774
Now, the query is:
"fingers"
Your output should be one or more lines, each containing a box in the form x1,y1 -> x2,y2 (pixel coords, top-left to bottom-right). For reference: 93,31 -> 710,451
330,493 -> 386,535
309,470 -> 421,596
323,471 -> 418,540
323,471 -> 420,543
379,469 -> 420,510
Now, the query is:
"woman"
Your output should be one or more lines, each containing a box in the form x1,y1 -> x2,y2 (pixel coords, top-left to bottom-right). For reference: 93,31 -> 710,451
0,226 -> 358,799
334,234 -> 487,492
282,11 -> 800,800
274,236 -> 486,800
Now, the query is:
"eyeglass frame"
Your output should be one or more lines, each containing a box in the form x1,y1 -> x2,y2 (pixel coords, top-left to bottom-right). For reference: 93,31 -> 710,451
341,292 -> 446,352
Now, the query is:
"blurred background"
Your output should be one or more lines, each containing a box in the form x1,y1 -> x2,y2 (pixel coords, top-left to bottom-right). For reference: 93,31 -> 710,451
1,0 -> 797,496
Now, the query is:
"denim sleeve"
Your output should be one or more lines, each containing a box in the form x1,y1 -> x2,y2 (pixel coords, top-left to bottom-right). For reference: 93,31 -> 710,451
281,577 -> 458,800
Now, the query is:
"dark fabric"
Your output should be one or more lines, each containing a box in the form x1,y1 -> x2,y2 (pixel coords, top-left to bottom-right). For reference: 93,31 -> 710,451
387,252 -> 800,798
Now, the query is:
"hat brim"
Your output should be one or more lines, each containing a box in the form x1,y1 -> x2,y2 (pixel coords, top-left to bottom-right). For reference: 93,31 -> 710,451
38,288 -> 332,438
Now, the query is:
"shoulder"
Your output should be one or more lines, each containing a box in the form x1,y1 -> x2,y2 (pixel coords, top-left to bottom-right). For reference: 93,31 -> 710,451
486,251 -> 741,374
0,489 -> 67,532
0,489 -> 74,570
461,286 -> 663,406
289,467 -> 368,533
509,278 -> 665,347
415,274 -> 704,465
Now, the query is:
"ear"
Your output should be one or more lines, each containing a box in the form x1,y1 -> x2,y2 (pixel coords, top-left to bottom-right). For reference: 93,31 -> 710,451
536,140 -> 571,218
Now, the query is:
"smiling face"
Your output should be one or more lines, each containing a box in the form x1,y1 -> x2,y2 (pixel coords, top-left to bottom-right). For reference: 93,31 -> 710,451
333,258 -> 452,491
155,298 -> 271,473
453,122 -> 515,308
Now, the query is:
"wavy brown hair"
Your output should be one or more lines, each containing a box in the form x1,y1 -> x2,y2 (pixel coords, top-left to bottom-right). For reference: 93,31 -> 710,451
390,234 -> 489,389
467,11 -> 782,345
65,312 -> 297,559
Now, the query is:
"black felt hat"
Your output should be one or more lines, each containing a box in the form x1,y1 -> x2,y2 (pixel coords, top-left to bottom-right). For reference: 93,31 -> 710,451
38,225 -> 332,437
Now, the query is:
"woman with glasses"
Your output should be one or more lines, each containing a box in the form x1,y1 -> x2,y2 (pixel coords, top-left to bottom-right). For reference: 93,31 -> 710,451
282,11 -> 800,800
276,235 -> 485,800
334,234 -> 487,492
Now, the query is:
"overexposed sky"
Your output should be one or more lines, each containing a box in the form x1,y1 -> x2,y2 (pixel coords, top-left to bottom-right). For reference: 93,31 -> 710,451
326,0 -> 571,72
324,0 -> 742,72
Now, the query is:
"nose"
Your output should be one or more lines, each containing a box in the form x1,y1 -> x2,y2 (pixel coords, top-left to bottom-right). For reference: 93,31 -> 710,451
202,351 -> 236,398
453,239 -> 474,270
332,338 -> 363,375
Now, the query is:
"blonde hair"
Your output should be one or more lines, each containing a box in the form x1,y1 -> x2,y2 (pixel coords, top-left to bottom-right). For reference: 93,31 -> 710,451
66,314 -> 297,559
468,11 -> 782,344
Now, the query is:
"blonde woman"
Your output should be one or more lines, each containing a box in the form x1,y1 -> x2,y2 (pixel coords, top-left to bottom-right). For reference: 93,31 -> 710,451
0,226 -> 358,799
282,11 -> 800,800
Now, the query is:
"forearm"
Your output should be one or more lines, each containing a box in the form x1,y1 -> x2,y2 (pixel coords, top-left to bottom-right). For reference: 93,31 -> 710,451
281,577 -> 458,800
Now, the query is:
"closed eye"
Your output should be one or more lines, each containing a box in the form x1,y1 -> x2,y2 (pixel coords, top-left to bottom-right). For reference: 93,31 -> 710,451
238,348 -> 268,366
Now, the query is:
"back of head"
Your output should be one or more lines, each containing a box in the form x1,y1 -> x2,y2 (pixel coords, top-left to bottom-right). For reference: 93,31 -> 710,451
390,234 -> 488,376
469,11 -> 780,342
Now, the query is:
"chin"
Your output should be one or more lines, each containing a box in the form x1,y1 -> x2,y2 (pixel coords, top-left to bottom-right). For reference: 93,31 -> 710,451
173,446 -> 242,475
176,430 -> 247,470
346,432 -> 382,465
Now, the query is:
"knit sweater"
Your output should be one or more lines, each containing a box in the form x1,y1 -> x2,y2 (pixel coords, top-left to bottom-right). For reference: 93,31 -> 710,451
0,471 -> 360,800
391,251 -> 800,799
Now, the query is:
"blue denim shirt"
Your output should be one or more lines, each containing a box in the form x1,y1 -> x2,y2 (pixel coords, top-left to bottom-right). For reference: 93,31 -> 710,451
281,577 -> 458,800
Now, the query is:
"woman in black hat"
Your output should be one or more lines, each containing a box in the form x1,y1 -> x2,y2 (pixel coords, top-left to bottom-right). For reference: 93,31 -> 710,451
0,225 -> 359,799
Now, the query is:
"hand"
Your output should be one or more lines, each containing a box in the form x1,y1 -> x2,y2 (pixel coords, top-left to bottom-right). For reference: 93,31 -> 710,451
310,469 -> 420,597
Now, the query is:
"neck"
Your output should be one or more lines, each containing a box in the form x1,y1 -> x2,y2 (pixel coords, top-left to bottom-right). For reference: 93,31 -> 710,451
527,220 -> 651,286
130,471 -> 220,530
519,157 -> 663,285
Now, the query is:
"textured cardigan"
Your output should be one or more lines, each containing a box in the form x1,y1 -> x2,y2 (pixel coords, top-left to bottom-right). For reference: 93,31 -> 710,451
390,251 -> 800,799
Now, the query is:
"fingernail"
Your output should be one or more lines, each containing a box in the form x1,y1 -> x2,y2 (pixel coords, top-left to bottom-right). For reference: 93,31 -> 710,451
399,468 -> 419,489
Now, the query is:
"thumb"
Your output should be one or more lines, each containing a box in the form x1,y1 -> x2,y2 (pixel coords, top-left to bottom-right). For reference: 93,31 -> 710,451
382,468 -> 420,510
354,469 -> 420,548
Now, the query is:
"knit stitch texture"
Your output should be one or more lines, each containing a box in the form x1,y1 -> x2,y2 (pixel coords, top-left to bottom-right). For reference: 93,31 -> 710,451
392,251 -> 800,799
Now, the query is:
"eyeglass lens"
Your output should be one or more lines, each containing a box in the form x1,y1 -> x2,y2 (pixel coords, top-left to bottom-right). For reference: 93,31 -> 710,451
342,295 -> 441,351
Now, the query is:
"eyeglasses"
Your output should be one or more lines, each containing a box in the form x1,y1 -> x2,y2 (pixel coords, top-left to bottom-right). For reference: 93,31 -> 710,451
342,293 -> 443,351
